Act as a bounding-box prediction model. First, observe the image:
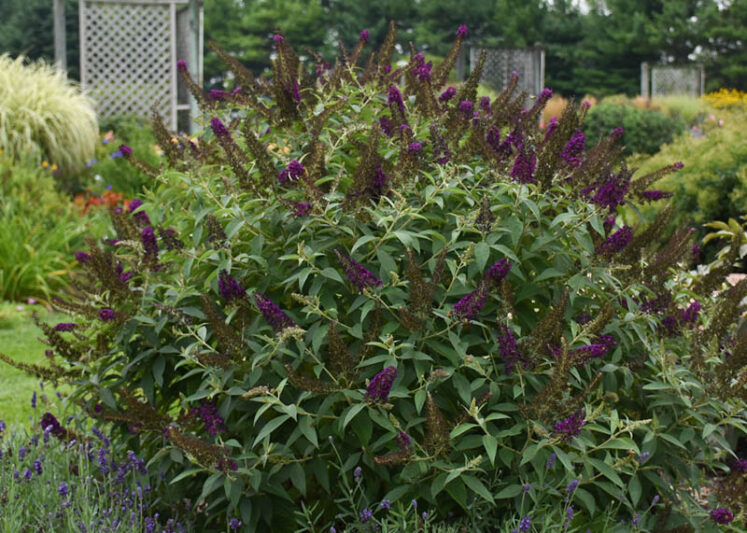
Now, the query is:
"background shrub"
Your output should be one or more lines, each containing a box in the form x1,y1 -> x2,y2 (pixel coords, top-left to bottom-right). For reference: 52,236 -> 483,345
10,28 -> 746,532
584,101 -> 685,155
0,157 -> 107,301
0,55 -> 97,174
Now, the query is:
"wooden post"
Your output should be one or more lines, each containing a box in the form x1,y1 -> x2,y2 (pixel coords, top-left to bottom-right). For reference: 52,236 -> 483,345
53,0 -> 67,70
188,0 -> 200,134
641,62 -> 650,99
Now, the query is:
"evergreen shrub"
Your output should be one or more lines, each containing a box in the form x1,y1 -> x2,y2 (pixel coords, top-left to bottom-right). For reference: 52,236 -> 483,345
7,24 -> 746,532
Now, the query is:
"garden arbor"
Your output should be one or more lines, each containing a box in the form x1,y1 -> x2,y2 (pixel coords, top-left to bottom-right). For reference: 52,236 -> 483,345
641,62 -> 705,98
457,46 -> 545,100
53,0 -> 203,131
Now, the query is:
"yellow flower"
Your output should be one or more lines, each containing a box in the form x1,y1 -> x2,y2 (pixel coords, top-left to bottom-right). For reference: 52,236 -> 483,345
51,163 -> 58,171
42,160 -> 49,168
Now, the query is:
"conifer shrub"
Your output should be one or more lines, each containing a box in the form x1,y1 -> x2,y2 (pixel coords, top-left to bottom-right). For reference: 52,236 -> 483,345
6,24 -> 746,532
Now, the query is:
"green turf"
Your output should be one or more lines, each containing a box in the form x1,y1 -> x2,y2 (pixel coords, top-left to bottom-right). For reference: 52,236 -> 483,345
0,301 -> 70,425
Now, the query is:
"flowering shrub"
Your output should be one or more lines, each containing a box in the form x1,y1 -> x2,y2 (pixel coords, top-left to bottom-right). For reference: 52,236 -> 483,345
8,25 -> 747,531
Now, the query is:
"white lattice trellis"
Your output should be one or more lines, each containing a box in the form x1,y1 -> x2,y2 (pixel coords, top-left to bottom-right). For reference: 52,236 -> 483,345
79,0 -> 202,130
459,47 -> 545,99
641,62 -> 705,98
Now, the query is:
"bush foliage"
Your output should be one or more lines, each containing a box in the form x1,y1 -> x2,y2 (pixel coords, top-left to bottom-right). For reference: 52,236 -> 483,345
584,101 -> 684,156
7,26 -> 746,532
0,55 -> 97,174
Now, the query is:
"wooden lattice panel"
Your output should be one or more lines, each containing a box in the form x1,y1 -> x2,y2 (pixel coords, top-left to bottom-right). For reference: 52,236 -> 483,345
469,48 -> 544,97
651,66 -> 704,97
80,1 -> 174,124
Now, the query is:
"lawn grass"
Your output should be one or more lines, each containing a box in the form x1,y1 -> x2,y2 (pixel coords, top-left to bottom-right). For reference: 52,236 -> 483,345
0,300 -> 70,425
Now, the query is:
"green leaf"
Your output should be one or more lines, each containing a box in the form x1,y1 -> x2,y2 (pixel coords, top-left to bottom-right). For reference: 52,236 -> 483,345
462,474 -> 494,503
535,268 -> 564,282
252,415 -> 291,447
298,416 -> 318,448
474,242 -> 490,272
600,437 -> 640,454
629,476 -> 642,507
520,443 -> 540,465
574,487 -> 596,515
589,458 -> 625,488
341,403 -> 366,430
495,484 -> 523,499
414,389 -> 427,414
445,478 -> 468,510
483,435 -> 498,466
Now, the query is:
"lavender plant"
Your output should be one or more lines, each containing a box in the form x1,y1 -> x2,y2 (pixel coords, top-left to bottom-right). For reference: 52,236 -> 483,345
3,24 -> 746,532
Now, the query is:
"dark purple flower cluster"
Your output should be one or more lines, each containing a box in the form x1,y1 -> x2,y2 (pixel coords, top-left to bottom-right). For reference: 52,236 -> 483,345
680,301 -> 701,325
254,293 -> 296,333
732,458 -> 747,473
273,34 -> 284,45
553,409 -> 585,440
119,144 -> 133,157
366,366 -> 397,402
336,252 -> 382,291
710,508 -> 733,524
278,160 -> 305,184
292,202 -> 312,217
479,96 -> 492,115
497,325 -> 524,374
40,412 -> 66,439
486,259 -> 511,285
99,308 -> 116,322
396,432 -> 411,449
584,169 -> 631,212
208,89 -> 230,102
543,117 -> 559,140
641,292 -> 672,314
572,343 -> 610,364
210,118 -> 230,138
596,225 -> 633,256
408,141 -> 422,154
458,100 -> 473,116
75,251 -> 91,263
510,151 -> 537,184
218,270 -> 245,302
661,315 -> 679,337
486,126 -> 501,152
413,54 -> 432,82
176,59 -> 187,72
379,116 -> 394,137
190,401 -> 225,436
128,198 -> 151,226
54,323 -> 78,332
439,86 -> 457,103
388,85 -> 405,113
560,131 -> 585,168
141,226 -> 159,257
456,24 -> 468,38
359,29 -> 370,43
451,286 -> 488,321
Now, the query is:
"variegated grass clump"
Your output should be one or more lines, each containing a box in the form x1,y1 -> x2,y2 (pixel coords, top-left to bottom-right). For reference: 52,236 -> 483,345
0,55 -> 98,173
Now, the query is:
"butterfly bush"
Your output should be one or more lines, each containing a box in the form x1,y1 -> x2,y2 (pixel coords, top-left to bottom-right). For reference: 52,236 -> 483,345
5,22 -> 745,532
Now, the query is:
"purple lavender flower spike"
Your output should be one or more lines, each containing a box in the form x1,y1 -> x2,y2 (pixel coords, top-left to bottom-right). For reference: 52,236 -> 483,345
254,293 -> 296,333
456,25 -> 468,38
119,144 -> 133,157
366,366 -> 397,402
273,34 -> 284,45
360,29 -> 370,43
210,118 -> 230,138
497,325 -> 523,374
218,270 -> 246,302
458,100 -> 473,115
388,85 -> 405,113
560,131 -> 585,167
553,410 -> 585,440
336,251 -> 382,291
408,141 -> 422,154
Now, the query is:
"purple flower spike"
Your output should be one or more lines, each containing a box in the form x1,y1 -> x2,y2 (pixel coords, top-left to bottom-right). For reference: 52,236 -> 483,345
210,118 -> 230,138
396,432 -> 411,449
254,293 -> 296,333
176,60 -> 187,72
273,34 -> 284,45
681,301 -> 701,325
553,410 -> 585,440
360,29 -> 370,43
119,144 -> 133,157
208,89 -> 230,102
279,160 -> 305,184
596,225 -> 633,256
439,86 -> 457,103
408,141 -> 422,154
366,366 -> 397,402
458,100 -> 473,115
561,131 -> 585,167
218,270 -> 246,302
451,286 -> 488,321
510,151 -> 537,184
292,202 -> 312,217
99,308 -> 116,322
485,258 -> 511,285
54,323 -> 77,332
388,85 -> 405,113
572,343 -> 609,363
75,251 -> 91,263
497,324 -> 523,374
456,25 -> 468,38
336,251 -> 382,291
710,508 -> 733,525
